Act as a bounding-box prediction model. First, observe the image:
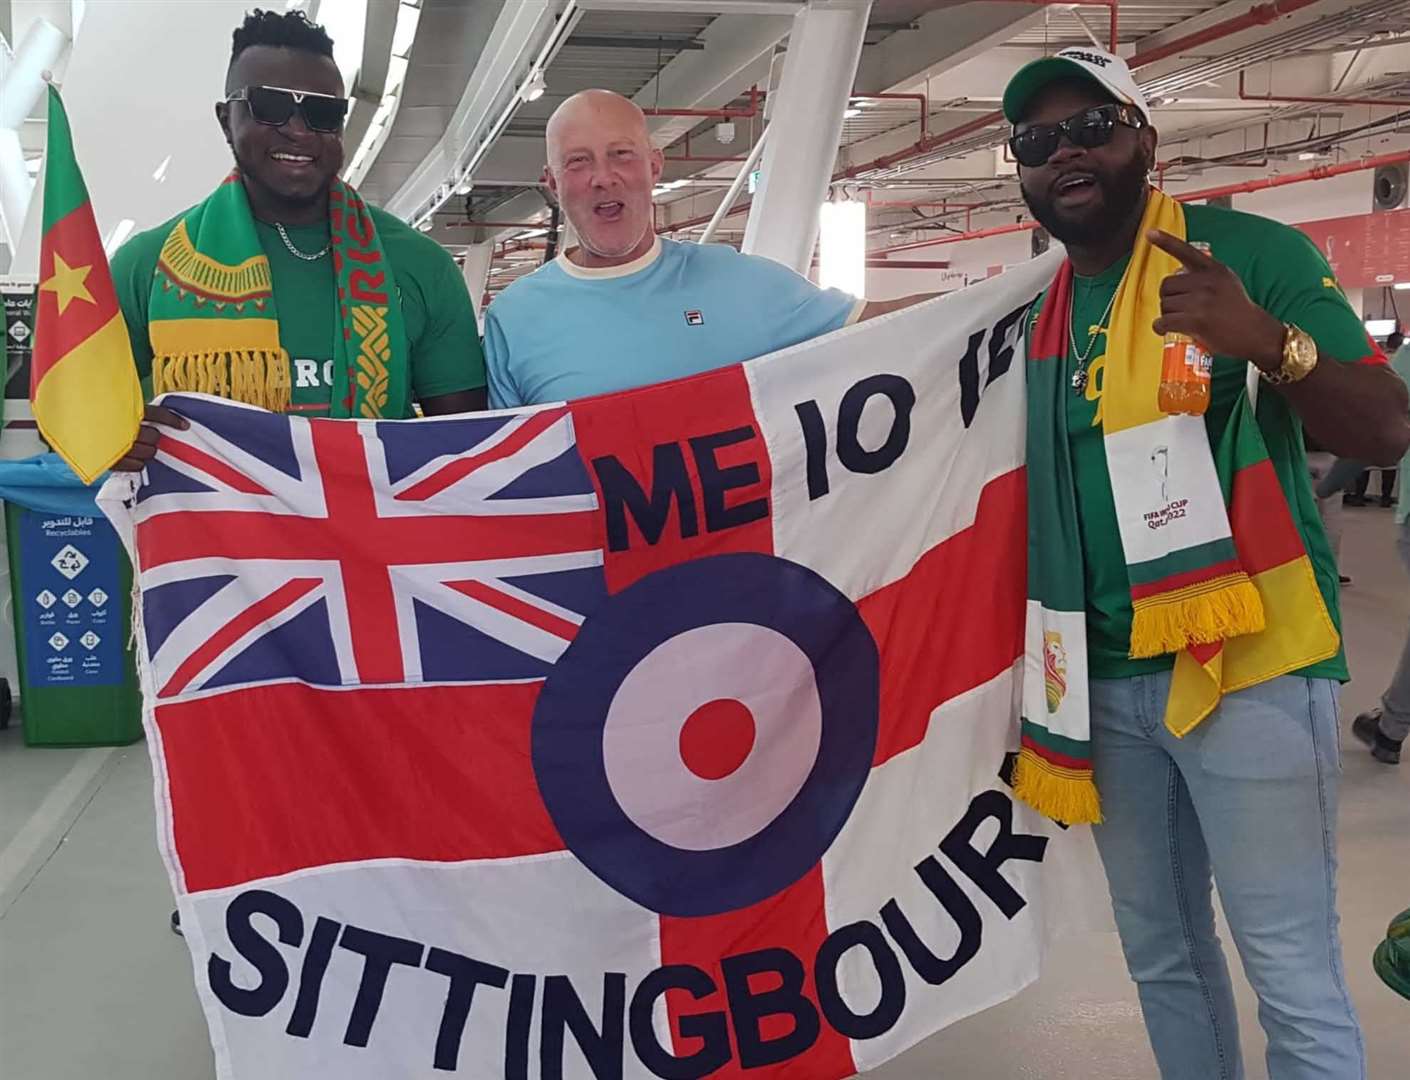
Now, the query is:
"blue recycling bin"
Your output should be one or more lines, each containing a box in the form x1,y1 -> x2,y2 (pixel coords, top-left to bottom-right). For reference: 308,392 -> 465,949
0,455 -> 141,746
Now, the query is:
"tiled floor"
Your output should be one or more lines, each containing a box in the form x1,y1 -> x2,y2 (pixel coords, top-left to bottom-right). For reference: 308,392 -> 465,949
1,509 -> 1407,1079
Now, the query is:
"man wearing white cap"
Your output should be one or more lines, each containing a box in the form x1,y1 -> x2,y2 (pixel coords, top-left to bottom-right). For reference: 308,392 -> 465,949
1006,46 -> 1409,1079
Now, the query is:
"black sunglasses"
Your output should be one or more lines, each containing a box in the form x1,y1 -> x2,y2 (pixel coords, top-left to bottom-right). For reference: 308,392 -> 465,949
227,85 -> 349,134
1009,103 -> 1145,168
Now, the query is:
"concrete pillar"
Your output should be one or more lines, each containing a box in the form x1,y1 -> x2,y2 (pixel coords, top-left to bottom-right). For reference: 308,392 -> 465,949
461,242 -> 493,329
0,128 -> 32,252
741,0 -> 872,275
0,16 -> 68,249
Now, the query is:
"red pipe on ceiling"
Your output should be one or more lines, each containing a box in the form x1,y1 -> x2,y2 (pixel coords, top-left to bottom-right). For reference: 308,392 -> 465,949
568,0 -> 1323,249
1236,69 -> 1410,109
879,221 -> 1034,254
1173,148 -> 1410,202
1000,1 -> 1119,50
872,150 -> 1410,254
864,199 -> 987,209
863,258 -> 952,269
833,0 -> 1321,185
454,221 -> 549,229
665,131 -> 751,163
641,85 -> 760,119
851,93 -> 930,138
1126,0 -> 1319,69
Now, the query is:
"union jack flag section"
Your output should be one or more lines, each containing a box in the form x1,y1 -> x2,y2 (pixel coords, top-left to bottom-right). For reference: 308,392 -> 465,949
102,253 -> 1103,1080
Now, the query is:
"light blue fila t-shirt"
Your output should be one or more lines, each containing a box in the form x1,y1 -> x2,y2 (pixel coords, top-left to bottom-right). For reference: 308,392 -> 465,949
483,238 -> 863,408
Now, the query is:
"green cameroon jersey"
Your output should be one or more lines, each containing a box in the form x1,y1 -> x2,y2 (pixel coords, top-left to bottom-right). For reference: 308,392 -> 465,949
1028,203 -> 1378,680
112,204 -> 486,417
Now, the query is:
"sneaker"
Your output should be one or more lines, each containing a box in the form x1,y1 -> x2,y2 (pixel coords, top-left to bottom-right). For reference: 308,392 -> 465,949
1353,710 -> 1403,764
170,909 -> 183,937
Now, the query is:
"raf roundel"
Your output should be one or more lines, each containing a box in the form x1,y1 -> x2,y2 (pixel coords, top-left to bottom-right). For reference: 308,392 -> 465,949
531,552 -> 880,918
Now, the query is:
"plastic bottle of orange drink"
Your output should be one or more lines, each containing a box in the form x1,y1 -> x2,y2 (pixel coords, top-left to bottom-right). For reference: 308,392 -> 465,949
1158,241 -> 1213,415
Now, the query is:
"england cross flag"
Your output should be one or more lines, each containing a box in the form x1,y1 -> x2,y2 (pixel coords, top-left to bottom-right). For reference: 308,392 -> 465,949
102,254 -> 1105,1080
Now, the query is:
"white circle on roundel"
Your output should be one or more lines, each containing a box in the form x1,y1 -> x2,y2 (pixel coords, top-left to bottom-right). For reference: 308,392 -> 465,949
602,622 -> 823,853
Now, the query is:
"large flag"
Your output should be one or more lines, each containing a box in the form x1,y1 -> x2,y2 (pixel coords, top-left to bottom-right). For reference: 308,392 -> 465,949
31,85 -> 143,484
101,255 -> 1104,1079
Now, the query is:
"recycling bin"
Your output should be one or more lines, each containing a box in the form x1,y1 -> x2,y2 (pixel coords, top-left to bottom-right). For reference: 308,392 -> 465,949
0,456 -> 141,746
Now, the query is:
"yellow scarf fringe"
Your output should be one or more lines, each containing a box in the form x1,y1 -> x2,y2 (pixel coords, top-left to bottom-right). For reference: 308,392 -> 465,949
1129,576 -> 1266,659
1012,749 -> 1103,825
152,351 -> 292,413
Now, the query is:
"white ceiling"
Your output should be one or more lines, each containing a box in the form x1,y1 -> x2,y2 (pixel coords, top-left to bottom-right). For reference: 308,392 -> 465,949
7,0 -> 1410,288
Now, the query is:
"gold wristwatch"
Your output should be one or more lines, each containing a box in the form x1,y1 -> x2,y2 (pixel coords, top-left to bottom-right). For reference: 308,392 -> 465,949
1260,323 -> 1318,385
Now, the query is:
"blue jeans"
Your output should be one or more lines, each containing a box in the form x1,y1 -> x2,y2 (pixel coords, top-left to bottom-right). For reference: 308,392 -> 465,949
1377,520 -> 1410,742
1090,672 -> 1364,1079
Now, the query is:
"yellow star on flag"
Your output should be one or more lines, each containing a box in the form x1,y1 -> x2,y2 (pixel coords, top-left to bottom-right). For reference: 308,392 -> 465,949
40,252 -> 95,315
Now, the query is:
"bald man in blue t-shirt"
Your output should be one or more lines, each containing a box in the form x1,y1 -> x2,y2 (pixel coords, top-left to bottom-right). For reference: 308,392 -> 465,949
484,90 -> 934,409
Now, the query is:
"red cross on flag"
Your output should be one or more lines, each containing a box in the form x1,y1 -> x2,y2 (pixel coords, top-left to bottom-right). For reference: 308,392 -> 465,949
100,255 -> 1102,1080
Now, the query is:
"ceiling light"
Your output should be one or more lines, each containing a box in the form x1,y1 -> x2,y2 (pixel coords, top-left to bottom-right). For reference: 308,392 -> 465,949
715,121 -> 736,144
1395,283 -> 1410,291
1366,318 -> 1398,336
152,155 -> 172,182
455,178 -> 473,195
523,70 -> 547,103
818,200 -> 866,299
416,217 -> 434,233
844,107 -> 862,119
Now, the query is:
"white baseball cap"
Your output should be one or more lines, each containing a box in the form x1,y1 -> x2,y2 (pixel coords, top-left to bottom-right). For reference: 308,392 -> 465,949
1003,47 -> 1151,126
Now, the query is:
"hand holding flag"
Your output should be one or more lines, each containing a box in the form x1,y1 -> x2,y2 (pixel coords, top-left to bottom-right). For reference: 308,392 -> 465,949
31,84 -> 143,484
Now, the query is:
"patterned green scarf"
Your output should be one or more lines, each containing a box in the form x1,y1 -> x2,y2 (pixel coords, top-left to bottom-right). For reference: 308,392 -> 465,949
146,173 -> 408,418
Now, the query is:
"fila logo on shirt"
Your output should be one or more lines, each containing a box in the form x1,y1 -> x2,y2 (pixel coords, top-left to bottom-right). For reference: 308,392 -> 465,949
684,310 -> 705,326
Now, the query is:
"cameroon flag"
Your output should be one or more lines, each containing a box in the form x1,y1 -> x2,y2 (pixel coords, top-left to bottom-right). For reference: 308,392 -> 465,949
1165,393 -> 1341,732
31,86 -> 142,484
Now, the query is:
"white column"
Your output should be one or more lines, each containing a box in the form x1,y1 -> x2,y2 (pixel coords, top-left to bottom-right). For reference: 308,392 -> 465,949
461,242 -> 494,329
0,17 -> 70,250
0,129 -> 33,253
741,0 -> 871,275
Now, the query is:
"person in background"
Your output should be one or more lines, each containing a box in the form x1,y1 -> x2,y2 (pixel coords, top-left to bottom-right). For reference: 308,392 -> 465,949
1305,433 -> 1349,585
1352,328 -> 1410,765
1316,331 -> 1408,578
111,8 -> 486,476
1007,45 -> 1409,1079
483,89 -> 936,407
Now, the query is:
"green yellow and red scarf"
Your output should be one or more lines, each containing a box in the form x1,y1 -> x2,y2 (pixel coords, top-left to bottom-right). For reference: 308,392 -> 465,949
1016,188 -> 1340,824
146,173 -> 408,419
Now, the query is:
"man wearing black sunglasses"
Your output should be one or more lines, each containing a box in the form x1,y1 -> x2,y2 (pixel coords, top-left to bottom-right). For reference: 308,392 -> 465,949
110,7 -> 486,473
1007,46 -> 1409,1080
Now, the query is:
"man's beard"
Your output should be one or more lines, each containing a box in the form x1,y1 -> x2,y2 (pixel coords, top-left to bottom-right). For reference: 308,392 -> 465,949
1022,155 -> 1149,248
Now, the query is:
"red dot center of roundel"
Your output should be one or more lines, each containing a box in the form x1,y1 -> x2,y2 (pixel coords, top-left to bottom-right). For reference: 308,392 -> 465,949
679,699 -> 756,780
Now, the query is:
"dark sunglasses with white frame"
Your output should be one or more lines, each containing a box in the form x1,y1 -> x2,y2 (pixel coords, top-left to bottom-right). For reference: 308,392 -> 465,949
1010,103 -> 1146,169
226,84 -> 349,134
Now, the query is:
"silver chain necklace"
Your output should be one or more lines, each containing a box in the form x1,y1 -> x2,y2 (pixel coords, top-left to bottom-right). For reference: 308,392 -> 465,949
1069,287 -> 1118,394
275,221 -> 330,262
